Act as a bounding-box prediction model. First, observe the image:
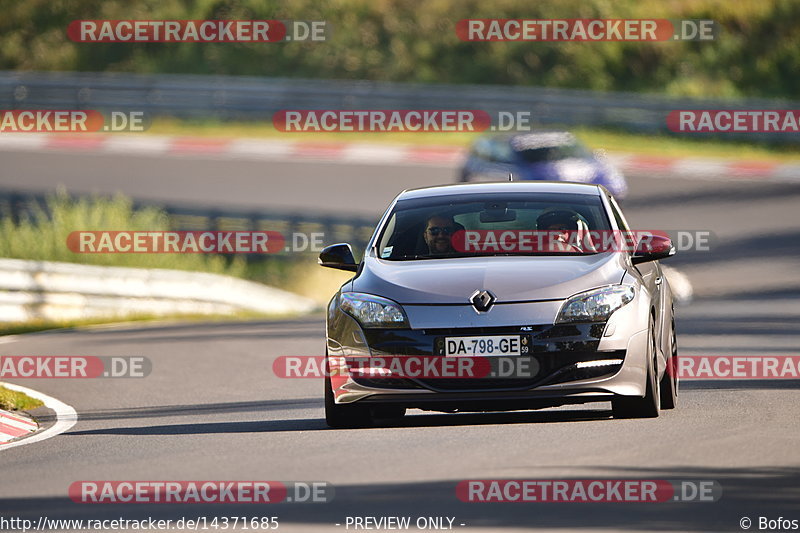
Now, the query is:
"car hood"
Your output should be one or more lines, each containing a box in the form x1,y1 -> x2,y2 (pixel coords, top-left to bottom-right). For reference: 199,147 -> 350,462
352,252 -> 627,304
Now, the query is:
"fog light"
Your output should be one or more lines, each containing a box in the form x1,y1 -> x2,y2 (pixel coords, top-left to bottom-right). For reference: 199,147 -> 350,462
575,359 -> 623,369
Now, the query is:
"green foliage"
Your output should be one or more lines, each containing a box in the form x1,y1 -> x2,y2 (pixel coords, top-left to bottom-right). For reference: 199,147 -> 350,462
0,190 -> 316,290
0,386 -> 44,411
0,190 -> 247,276
1,0 -> 798,99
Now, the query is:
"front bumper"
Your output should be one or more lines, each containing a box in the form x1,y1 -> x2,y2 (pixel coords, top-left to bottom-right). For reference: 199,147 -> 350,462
328,319 -> 650,408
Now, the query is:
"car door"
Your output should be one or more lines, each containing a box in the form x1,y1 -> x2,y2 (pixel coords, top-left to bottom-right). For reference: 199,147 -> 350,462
608,193 -> 667,368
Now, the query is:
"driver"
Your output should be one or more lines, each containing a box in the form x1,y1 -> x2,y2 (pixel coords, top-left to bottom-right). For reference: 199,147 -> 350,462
423,215 -> 459,255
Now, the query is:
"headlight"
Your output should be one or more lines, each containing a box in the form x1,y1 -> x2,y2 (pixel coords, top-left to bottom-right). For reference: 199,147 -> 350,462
556,285 -> 635,323
339,292 -> 409,328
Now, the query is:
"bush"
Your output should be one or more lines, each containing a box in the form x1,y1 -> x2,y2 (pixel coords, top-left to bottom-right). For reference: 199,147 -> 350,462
0,386 -> 43,411
0,190 -> 247,276
1,0 -> 799,99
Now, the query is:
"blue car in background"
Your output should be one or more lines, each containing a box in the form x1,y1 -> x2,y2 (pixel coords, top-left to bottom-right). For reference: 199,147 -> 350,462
459,132 -> 628,199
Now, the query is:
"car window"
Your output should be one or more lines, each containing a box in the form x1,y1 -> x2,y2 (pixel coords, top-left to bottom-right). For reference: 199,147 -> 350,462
470,137 -> 493,159
376,192 -> 611,260
489,140 -> 515,163
515,142 -> 591,163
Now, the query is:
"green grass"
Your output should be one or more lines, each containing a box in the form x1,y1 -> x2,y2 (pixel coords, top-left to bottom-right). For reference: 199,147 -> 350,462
0,189 -> 319,288
571,127 -> 800,161
0,311 -> 294,337
0,190 -> 247,276
0,386 -> 44,411
0,192 -> 326,332
146,117 -> 800,162
0,311 -> 308,336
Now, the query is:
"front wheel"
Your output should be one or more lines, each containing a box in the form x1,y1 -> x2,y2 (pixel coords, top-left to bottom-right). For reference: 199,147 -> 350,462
324,367 -> 373,429
612,319 -> 660,419
659,318 -> 679,410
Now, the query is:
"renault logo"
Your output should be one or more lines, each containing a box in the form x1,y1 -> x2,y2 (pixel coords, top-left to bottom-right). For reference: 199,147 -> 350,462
470,290 -> 496,312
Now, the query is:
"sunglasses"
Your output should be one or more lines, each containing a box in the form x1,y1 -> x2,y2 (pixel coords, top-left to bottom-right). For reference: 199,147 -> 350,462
426,226 -> 455,236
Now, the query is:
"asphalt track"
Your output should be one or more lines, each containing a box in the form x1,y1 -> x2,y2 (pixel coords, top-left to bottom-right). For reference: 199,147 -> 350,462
1,148 -> 799,532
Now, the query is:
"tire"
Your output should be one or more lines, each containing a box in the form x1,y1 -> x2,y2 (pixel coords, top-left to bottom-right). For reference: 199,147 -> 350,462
324,365 -> 373,429
612,317 -> 660,419
372,406 -> 406,420
659,317 -> 679,410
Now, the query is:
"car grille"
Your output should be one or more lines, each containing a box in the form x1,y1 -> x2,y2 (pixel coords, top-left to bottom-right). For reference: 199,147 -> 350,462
349,350 -> 625,392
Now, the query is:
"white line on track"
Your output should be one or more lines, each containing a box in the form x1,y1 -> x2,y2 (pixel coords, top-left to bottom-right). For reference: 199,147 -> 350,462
0,381 -> 78,451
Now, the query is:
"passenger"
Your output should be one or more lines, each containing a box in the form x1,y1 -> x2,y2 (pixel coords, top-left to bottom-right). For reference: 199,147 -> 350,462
536,209 -> 587,252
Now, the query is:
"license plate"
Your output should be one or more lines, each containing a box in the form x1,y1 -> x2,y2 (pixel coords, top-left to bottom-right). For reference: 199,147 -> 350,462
444,335 -> 522,356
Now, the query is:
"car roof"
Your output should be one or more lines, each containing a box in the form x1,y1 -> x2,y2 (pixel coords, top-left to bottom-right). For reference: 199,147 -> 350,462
398,181 -> 604,200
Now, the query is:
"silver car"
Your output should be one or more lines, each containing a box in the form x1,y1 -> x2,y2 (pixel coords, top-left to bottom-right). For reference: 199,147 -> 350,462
319,182 -> 678,428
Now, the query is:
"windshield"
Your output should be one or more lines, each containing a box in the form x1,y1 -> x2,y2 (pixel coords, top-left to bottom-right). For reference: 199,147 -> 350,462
515,142 -> 592,163
375,192 -> 611,260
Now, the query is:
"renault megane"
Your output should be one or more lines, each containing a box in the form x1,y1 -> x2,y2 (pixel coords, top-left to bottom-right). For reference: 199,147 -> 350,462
319,181 -> 677,428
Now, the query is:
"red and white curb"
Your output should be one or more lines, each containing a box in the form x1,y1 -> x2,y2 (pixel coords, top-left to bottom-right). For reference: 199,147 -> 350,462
0,381 -> 78,451
0,407 -> 37,443
608,153 -> 800,183
0,134 -> 465,166
0,133 -> 798,182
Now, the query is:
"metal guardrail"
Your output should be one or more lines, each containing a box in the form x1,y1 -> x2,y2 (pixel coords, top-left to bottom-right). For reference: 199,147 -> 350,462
0,257 -> 317,323
1,71 -> 798,141
0,189 -> 377,254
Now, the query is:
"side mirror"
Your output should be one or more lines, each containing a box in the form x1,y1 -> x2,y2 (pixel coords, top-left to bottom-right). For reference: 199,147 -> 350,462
318,243 -> 358,272
631,234 -> 676,265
